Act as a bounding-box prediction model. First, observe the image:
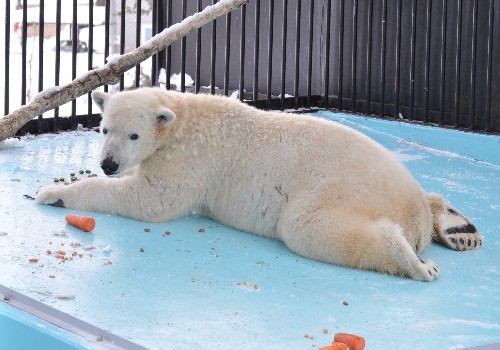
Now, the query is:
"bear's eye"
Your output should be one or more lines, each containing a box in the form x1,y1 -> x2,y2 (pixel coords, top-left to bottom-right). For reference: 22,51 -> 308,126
102,128 -> 108,135
130,133 -> 139,140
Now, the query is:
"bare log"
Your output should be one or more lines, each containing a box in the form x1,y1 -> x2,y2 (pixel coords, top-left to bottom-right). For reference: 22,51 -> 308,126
0,0 -> 248,142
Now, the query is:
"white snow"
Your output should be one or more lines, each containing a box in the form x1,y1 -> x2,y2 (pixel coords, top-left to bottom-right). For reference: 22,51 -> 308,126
169,73 -> 194,91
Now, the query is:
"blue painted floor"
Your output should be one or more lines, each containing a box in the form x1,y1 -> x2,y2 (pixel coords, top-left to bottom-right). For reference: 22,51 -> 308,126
0,111 -> 499,350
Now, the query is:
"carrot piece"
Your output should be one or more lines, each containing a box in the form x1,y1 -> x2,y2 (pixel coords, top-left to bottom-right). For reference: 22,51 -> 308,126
333,333 -> 365,350
65,214 -> 96,232
320,343 -> 348,350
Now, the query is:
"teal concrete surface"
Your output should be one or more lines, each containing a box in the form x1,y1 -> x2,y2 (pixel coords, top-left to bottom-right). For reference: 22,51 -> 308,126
0,112 -> 498,349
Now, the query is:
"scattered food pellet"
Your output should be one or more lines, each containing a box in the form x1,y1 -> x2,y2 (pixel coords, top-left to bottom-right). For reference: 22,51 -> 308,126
253,284 -> 259,290
59,178 -> 65,181
78,254 -> 83,258
102,245 -> 112,253
70,242 -> 81,247
144,228 -> 151,232
104,260 -> 112,265
29,258 -> 39,263
70,172 -> 75,176
79,170 -> 84,174
83,245 -> 95,250
139,248 -> 145,253
323,329 -> 329,334
304,333 -> 314,340
48,275 -> 55,279
57,250 -> 66,255
243,281 -> 252,287
342,301 -> 349,306
71,176 -> 78,182
46,249 -> 52,255
53,178 -> 59,183
164,231 -> 171,236
0,231 -> 8,236
72,251 -> 78,257
198,228 -> 205,233
85,169 -> 91,174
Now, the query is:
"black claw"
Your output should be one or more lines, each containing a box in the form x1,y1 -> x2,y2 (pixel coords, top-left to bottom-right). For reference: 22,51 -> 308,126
450,237 -> 457,244
428,270 -> 432,276
459,238 -> 465,245
468,239 -> 471,247
433,266 -> 437,272
474,240 -> 477,247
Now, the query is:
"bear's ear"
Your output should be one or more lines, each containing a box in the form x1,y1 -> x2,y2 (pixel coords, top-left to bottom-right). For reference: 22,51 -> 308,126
92,91 -> 110,111
155,107 -> 176,125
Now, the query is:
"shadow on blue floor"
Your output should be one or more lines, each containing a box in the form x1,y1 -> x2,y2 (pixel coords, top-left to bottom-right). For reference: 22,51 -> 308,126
0,112 -> 498,350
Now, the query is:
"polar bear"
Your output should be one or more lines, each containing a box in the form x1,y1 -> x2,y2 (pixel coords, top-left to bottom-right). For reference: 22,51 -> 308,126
36,88 -> 482,281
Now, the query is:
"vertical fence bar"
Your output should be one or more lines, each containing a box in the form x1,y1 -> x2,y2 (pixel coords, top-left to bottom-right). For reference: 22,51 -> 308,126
485,0 -> 494,131
306,0 -> 314,108
224,12 -> 231,96
351,0 -> 358,112
71,0 -> 78,123
210,0 -> 217,95
409,0 -> 417,121
151,0 -> 158,87
439,0 -> 447,125
157,0 -> 165,84
239,4 -> 246,102
469,0 -> 478,129
323,0 -> 331,109
166,0 -> 172,90
120,0 -> 125,90
181,0 -> 187,92
195,0 -> 202,93
365,0 -> 373,114
453,0 -> 462,127
21,0 -> 27,106
394,0 -> 402,118
338,0 -> 344,110
266,0 -> 274,109
104,0 -> 110,92
4,1 -> 10,115
253,0 -> 260,101
54,0 -> 61,131
423,0 -> 432,123
280,0 -> 288,110
37,0 -> 45,131
88,0 -> 94,120
293,0 -> 301,109
380,0 -> 387,116
135,0 -> 142,88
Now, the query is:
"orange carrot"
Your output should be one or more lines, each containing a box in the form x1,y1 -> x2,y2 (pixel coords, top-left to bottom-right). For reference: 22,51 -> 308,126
320,342 -> 348,350
65,214 -> 95,232
333,333 -> 365,350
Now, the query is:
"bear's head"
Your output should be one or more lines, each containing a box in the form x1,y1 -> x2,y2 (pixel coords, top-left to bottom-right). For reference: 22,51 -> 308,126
92,89 -> 176,175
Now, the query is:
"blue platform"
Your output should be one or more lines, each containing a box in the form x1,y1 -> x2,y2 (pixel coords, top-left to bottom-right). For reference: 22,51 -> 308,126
0,111 -> 498,349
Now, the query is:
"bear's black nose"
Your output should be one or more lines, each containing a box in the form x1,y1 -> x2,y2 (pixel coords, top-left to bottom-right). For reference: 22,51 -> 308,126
101,157 -> 119,175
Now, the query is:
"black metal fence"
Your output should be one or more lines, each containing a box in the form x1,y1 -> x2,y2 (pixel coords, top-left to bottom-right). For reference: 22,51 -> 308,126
2,0 -> 499,134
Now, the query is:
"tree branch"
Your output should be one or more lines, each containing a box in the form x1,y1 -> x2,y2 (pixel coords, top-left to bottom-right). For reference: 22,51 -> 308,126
0,0 -> 248,142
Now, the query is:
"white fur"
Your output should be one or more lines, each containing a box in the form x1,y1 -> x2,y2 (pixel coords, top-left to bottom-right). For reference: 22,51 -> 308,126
36,88 -> 481,281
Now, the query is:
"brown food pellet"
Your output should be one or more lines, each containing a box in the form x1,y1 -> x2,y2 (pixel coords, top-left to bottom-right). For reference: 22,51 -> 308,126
46,249 -> 52,255
53,178 -> 59,183
140,248 -> 145,253
57,250 -> 66,255
70,173 -> 75,176
64,182 -> 69,185
78,254 -> 83,258
85,170 -> 91,174
71,176 -> 77,182
198,228 -> 205,233
59,178 -> 65,181
342,301 -> 349,306
79,170 -> 84,174
322,329 -> 329,334
29,258 -> 39,263
72,251 -> 78,257
48,275 -> 55,279
144,228 -> 151,232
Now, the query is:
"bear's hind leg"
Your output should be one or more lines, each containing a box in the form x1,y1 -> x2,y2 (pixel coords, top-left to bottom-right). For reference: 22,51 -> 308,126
426,193 -> 482,251
280,212 -> 439,281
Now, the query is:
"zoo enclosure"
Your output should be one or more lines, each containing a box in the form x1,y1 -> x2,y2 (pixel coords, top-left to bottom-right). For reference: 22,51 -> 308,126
2,0 -> 499,134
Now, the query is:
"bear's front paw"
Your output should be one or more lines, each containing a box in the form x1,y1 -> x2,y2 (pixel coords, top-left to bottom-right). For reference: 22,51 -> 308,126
36,184 -> 67,207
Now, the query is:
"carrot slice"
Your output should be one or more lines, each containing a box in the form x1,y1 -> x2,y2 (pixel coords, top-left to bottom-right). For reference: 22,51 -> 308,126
320,342 -> 348,350
333,333 -> 365,350
65,214 -> 96,232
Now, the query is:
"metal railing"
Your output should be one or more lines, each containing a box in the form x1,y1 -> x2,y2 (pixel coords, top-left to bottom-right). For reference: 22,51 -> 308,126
1,0 -> 499,135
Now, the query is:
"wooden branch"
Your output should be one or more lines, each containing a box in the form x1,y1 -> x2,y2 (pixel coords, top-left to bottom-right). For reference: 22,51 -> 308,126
0,0 -> 248,142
